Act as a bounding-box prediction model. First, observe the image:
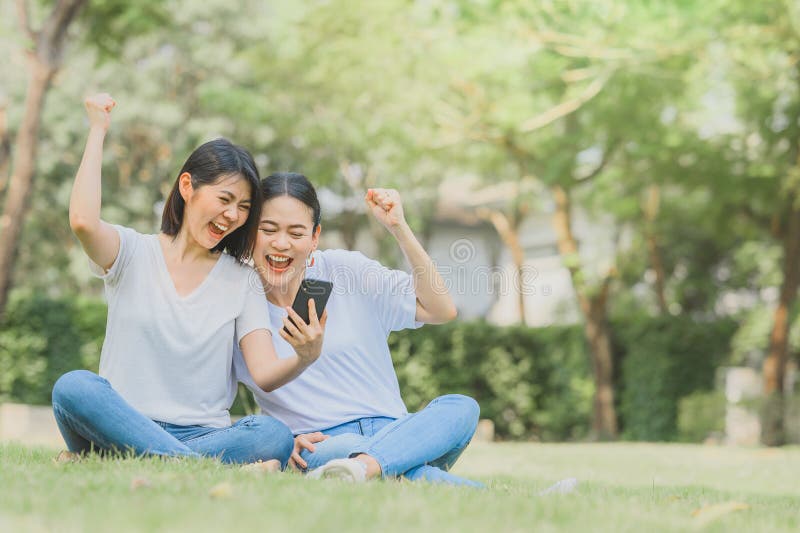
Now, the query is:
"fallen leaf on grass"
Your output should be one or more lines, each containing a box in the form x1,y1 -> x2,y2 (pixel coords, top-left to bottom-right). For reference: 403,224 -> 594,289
755,449 -> 781,459
208,482 -> 234,499
691,501 -> 750,526
53,450 -> 81,465
130,477 -> 152,490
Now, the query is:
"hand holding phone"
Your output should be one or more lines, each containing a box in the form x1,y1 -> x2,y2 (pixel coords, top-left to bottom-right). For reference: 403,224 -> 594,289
280,279 -> 332,365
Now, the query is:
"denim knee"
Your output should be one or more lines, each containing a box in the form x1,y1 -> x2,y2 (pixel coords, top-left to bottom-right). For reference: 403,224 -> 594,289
246,415 -> 294,463
436,394 -> 480,425
52,370 -> 101,410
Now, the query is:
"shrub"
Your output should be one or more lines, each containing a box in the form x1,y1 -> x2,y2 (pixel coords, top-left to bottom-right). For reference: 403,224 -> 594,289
0,294 -> 106,405
615,315 -> 736,441
390,321 -> 593,441
1,294 -> 739,442
677,391 -> 726,442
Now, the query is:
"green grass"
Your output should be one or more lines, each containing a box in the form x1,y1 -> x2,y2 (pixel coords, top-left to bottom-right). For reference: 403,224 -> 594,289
2,442 -> 799,532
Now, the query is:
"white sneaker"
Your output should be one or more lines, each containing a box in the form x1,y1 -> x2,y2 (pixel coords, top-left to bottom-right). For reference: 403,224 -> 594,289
240,459 -> 281,474
307,458 -> 368,482
539,477 -> 579,495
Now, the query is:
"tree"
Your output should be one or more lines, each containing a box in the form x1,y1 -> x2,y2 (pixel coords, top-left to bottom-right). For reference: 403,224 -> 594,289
0,0 -> 87,317
3,1 -> 294,300
0,0 -> 171,315
711,0 -> 800,445
416,0 -> 706,438
235,1 -> 449,266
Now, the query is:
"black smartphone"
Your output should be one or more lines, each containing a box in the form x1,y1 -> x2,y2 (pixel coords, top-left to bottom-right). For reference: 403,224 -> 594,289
284,278 -> 333,334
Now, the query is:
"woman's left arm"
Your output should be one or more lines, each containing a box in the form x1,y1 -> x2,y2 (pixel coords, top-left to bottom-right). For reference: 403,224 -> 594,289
365,188 -> 457,324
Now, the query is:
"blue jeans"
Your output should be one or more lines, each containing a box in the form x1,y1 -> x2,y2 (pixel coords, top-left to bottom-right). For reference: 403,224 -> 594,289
300,394 -> 484,488
52,370 -> 293,466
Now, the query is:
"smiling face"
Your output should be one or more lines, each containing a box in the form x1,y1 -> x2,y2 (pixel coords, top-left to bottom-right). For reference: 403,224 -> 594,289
180,172 -> 253,250
253,195 -> 320,293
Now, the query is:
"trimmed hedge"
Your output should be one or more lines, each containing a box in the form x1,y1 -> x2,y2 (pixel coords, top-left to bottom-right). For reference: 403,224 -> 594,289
1,295 -> 736,441
677,391 -> 727,442
389,322 -> 592,441
614,315 -> 736,441
0,294 -> 105,405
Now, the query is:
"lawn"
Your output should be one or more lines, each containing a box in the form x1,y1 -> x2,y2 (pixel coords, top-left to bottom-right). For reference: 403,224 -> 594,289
1,441 -> 798,532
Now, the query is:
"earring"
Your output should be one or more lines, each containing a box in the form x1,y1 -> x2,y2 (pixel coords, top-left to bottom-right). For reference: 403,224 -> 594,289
306,250 -> 316,268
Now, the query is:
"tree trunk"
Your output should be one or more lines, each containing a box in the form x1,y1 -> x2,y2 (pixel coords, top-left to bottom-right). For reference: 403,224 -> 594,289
476,207 -> 527,324
0,99 -> 10,192
0,0 -> 86,316
0,62 -> 55,315
643,185 -> 668,314
583,292 -> 617,440
551,184 -> 618,439
417,200 -> 437,252
761,206 -> 800,445
338,210 -> 360,250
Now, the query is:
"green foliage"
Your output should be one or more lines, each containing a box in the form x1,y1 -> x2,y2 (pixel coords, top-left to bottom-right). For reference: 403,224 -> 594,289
731,303 -> 800,368
616,315 -> 737,441
3,0 -> 800,447
676,391 -> 727,443
391,315 -> 737,442
1,293 -> 740,442
0,294 -> 106,405
78,0 -> 171,59
390,321 -> 593,441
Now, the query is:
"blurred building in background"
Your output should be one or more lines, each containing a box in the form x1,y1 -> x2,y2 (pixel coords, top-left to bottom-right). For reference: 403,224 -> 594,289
317,175 -> 621,327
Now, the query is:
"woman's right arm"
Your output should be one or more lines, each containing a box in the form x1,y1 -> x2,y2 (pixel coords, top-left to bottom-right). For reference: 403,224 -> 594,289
69,93 -> 120,271
239,300 -> 327,392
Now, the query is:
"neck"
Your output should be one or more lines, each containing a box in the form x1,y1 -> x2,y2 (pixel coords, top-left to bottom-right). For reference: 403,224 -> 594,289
160,229 -> 212,263
264,269 -> 306,308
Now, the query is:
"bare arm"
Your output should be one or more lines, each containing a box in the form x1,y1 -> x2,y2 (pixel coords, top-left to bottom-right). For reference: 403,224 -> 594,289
69,94 -> 119,271
239,300 -> 327,392
365,188 -> 457,324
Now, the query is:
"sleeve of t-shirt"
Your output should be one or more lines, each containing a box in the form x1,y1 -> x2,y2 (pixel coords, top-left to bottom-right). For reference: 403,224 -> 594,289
332,250 -> 424,334
235,277 -> 271,344
88,224 -> 139,287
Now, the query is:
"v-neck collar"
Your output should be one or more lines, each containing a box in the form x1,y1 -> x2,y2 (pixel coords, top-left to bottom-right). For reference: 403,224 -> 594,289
153,234 -> 225,301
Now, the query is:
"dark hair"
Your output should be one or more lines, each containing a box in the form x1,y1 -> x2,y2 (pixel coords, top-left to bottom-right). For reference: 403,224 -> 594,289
261,172 -> 321,231
161,138 -> 262,262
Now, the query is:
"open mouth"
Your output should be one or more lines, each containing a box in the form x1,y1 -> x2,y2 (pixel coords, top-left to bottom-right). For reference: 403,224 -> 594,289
265,254 -> 293,271
208,221 -> 228,240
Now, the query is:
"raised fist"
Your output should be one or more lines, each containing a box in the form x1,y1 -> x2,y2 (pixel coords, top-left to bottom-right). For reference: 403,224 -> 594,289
365,188 -> 407,231
84,93 -> 115,132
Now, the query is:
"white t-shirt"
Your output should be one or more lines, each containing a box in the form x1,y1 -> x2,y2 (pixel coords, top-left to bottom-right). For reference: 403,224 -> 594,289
92,225 -> 269,428
232,249 -> 423,434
